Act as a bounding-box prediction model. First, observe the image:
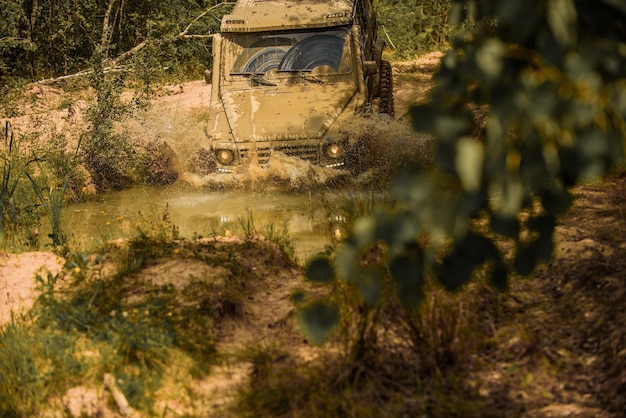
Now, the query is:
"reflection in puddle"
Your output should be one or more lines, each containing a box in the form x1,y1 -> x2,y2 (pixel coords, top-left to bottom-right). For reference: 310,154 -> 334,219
63,184 -> 342,262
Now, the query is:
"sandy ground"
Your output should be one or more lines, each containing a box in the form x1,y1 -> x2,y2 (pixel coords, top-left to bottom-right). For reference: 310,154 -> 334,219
0,252 -> 63,326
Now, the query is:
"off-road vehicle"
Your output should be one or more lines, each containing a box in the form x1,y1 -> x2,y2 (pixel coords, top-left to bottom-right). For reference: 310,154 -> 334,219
205,0 -> 394,172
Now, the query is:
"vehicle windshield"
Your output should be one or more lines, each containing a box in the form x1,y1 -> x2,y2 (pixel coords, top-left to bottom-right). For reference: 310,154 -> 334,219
228,28 -> 351,76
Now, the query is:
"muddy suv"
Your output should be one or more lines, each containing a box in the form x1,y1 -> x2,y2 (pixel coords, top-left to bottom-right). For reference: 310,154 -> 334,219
205,0 -> 394,172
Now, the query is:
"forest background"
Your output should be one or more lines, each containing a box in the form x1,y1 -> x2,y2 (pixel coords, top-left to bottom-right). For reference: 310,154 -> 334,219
0,0 -> 452,88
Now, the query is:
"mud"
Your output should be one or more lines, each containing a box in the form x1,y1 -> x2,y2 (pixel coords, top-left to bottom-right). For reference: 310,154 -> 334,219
137,112 -> 433,194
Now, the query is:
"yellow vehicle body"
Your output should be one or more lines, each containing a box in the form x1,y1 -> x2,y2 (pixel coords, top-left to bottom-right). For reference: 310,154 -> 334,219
206,0 -> 393,172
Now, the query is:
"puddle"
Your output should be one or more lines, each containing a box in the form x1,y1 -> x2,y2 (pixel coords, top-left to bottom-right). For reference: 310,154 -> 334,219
63,183 -> 341,261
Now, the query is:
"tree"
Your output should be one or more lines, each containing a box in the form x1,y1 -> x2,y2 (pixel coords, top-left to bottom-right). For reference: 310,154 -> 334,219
0,0 -> 28,78
0,0 -> 230,84
300,0 -> 626,347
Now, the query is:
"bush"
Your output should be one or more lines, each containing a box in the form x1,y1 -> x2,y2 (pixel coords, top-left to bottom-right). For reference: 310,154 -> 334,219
376,0 -> 454,58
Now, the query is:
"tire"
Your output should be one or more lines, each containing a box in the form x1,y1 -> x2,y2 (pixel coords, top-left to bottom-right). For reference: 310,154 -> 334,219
378,60 -> 395,117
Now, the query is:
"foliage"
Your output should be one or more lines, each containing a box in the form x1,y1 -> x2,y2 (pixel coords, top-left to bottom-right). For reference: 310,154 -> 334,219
41,129 -> 88,203
298,0 -> 626,348
0,0 -> 453,85
0,0 -> 28,79
0,122 -> 40,247
0,123 -> 25,237
0,0 -> 230,85
80,49 -> 141,192
25,134 -> 82,246
0,317 -> 83,417
237,209 -> 300,265
376,0 -> 454,58
0,121 -> 92,249
235,327 -> 484,418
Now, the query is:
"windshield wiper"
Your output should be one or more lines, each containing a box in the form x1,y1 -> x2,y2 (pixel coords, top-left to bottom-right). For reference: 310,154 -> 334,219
278,69 -> 324,84
232,72 -> 276,86
301,74 -> 323,84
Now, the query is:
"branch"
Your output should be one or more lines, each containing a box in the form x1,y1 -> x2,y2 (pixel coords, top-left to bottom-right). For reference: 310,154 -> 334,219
33,1 -> 233,85
0,37 -> 28,44
104,1 -> 233,66
101,0 -> 118,53
33,66 -> 129,85
180,35 -> 216,39
181,1 -> 236,35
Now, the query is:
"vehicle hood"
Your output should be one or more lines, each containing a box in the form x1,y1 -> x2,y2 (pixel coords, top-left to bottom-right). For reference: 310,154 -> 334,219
222,0 -> 354,32
220,84 -> 357,142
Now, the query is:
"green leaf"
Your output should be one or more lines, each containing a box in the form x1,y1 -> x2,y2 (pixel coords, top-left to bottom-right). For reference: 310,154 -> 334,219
297,301 -> 340,346
522,373 -> 534,388
490,214 -> 520,238
524,221 -> 556,264
335,244 -> 359,283
290,290 -> 306,304
390,255 -> 424,308
437,254 -> 474,291
514,243 -> 535,276
506,363 -> 520,376
535,234 -> 555,264
547,0 -> 577,47
475,38 -> 506,84
352,217 -> 376,248
496,0 -> 527,24
358,270 -> 383,306
540,187 -> 573,216
410,104 -> 436,134
437,232 -> 495,291
391,212 -> 421,247
305,257 -> 334,283
499,172 -> 526,217
514,231 -> 554,276
455,136 -> 485,192
528,215 -> 557,235
601,0 -> 626,15
448,3 -> 464,27
434,114 -> 472,143
391,168 -> 430,207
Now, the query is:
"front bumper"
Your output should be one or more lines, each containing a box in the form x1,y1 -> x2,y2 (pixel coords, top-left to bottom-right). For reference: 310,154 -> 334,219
210,138 -> 350,172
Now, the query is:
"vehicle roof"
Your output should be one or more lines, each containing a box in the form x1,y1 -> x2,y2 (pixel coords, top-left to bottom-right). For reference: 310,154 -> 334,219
221,0 -> 355,33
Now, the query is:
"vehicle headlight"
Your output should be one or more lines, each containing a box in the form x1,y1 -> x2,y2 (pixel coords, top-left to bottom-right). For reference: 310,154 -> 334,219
325,143 -> 344,159
215,149 -> 235,165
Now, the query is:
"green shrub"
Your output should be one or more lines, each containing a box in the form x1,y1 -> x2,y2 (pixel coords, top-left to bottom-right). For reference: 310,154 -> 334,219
81,50 -> 144,192
0,317 -> 82,417
376,0 -> 454,58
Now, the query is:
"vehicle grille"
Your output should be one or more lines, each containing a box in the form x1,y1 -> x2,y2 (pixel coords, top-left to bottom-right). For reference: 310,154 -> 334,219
240,145 -> 319,165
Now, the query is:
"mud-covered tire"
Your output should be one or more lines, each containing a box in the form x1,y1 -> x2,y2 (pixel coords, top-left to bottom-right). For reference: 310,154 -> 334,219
378,60 -> 394,117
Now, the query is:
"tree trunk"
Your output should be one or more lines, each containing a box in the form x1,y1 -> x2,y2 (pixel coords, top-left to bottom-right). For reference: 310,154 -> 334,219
101,0 -> 118,58
26,0 -> 39,78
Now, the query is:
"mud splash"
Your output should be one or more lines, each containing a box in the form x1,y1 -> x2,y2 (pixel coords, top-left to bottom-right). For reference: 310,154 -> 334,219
180,152 -> 353,191
138,111 -> 432,192
342,114 -> 434,178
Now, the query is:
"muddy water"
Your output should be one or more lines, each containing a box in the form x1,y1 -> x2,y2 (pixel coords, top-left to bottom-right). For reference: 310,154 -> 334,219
63,183 -> 340,262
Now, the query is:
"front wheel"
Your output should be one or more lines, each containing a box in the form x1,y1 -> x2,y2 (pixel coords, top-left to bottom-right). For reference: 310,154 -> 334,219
377,60 -> 394,117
